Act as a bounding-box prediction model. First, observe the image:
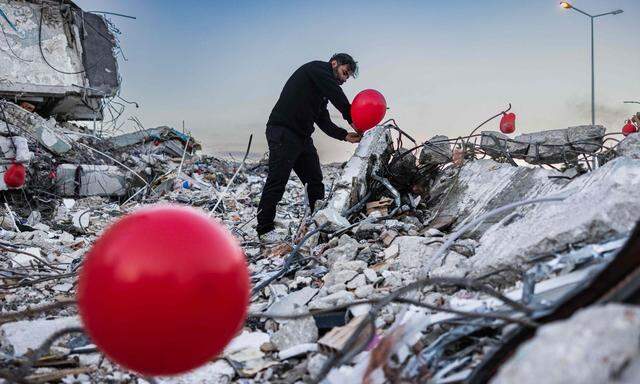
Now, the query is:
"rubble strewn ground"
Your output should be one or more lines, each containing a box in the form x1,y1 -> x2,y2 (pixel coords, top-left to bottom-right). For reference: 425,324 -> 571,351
2,109 -> 640,383
2,1 -> 640,383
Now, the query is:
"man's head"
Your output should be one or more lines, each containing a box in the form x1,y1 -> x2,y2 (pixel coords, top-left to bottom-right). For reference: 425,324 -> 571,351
330,53 -> 358,85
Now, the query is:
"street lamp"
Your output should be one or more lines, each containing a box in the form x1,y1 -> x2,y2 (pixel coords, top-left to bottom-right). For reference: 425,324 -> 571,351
560,2 -> 623,126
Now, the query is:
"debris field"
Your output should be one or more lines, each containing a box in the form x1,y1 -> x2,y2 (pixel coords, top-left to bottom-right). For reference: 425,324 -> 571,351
2,1 -> 640,384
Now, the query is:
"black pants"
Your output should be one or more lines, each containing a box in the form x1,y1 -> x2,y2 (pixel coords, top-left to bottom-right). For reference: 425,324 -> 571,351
257,125 -> 324,235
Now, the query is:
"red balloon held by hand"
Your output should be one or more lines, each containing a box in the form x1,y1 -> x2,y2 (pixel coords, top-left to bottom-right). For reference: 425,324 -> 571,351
4,163 -> 26,188
77,205 -> 250,376
351,89 -> 387,133
622,120 -> 637,136
499,112 -> 516,134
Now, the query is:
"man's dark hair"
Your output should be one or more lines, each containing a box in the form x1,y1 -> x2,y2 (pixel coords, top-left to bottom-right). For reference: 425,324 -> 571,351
330,53 -> 358,77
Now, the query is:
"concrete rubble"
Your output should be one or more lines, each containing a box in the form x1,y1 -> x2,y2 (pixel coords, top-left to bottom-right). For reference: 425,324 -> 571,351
56,164 -> 128,197
419,134 -> 452,166
313,125 -> 392,230
3,113 -> 638,382
480,125 -> 605,164
1,2 -> 640,383
492,304 -> 640,384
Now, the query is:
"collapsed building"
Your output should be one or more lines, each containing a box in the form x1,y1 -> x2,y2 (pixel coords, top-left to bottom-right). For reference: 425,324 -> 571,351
0,0 -> 119,119
0,0 -> 202,200
2,111 -> 640,383
2,1 -> 640,383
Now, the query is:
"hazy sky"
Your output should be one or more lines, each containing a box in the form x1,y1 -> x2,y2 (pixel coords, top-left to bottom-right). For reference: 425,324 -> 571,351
76,0 -> 640,162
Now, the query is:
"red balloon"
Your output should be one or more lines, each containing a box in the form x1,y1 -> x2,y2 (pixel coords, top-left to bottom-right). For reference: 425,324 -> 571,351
622,120 -> 637,136
4,163 -> 26,188
500,112 -> 516,134
77,205 -> 250,376
351,89 -> 387,133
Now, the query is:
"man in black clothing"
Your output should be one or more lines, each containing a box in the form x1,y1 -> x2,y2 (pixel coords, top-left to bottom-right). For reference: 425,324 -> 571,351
257,53 -> 361,242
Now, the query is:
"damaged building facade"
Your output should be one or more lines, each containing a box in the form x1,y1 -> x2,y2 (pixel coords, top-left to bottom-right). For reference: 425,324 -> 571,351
0,0 -> 201,198
2,1 -> 640,383
0,0 -> 119,119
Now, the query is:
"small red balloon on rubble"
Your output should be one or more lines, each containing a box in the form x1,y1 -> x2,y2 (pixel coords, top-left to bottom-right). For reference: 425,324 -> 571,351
351,89 -> 387,134
4,163 -> 26,188
622,120 -> 638,136
499,112 -> 516,134
77,205 -> 250,376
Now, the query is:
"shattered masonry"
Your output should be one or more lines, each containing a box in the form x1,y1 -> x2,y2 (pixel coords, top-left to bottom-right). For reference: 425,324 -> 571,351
2,1 -> 640,383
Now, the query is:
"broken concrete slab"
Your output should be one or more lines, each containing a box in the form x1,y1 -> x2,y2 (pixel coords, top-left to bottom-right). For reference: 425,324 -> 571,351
480,131 -> 528,158
268,287 -> 319,317
354,221 -> 384,240
6,246 -> 42,266
429,159 -> 566,236
323,269 -> 358,287
346,274 -> 366,289
354,284 -> 374,298
108,126 -> 200,153
0,101 -> 72,154
38,118 -> 74,154
419,135 -> 452,165
55,164 -> 127,197
480,125 -> 605,164
313,125 -> 392,230
0,316 -> 81,356
332,260 -> 368,272
429,250 -> 470,279
617,132 -> 640,159
388,236 -> 442,277
383,243 -> 400,260
470,156 -> 640,281
492,304 -> 640,384
566,125 -> 606,153
518,125 -> 605,164
323,234 -> 359,265
0,136 -> 32,163
314,206 -> 350,231
307,353 -> 329,380
271,315 -> 318,351
308,290 -> 355,310
223,330 -> 269,362
363,268 -> 378,284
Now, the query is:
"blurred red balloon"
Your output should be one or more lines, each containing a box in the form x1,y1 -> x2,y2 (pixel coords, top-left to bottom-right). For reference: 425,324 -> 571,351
77,205 -> 250,376
4,163 -> 25,188
622,120 -> 637,136
499,112 -> 516,134
351,89 -> 387,133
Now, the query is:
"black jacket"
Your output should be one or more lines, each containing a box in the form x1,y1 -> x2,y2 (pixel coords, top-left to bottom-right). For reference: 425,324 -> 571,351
267,61 -> 352,141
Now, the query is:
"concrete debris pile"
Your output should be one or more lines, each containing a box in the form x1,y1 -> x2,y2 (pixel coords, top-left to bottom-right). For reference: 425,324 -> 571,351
2,2 -> 640,381
2,104 -> 640,383
0,98 -> 212,199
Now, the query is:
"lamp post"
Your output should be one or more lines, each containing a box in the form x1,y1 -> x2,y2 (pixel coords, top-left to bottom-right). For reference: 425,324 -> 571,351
560,2 -> 623,126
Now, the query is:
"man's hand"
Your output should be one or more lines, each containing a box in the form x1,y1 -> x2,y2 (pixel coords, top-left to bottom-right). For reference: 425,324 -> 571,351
345,132 -> 361,143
